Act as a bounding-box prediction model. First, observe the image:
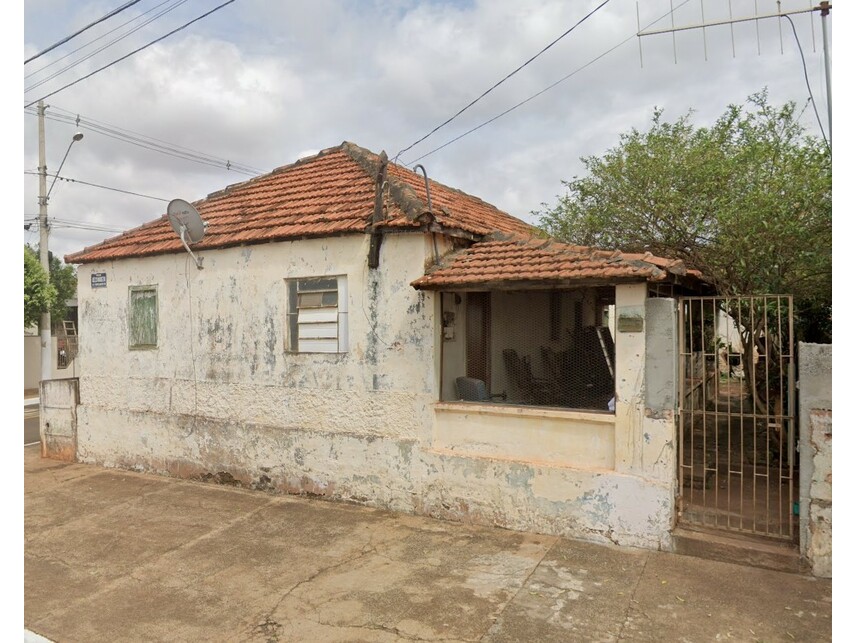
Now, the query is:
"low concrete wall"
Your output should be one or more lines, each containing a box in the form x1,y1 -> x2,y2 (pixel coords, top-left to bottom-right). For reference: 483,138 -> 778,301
798,343 -> 832,578
40,378 -> 79,462
433,403 -> 615,469
76,405 -> 673,550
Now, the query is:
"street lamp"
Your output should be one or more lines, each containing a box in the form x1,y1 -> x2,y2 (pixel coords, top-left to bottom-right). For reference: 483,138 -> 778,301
47,131 -> 84,200
38,99 -> 84,384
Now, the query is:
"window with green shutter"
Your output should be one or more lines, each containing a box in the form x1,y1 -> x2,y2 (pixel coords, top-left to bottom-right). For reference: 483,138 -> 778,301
129,286 -> 158,349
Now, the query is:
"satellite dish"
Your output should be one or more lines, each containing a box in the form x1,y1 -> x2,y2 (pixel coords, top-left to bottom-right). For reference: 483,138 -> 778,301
167,198 -> 207,269
168,199 -> 206,244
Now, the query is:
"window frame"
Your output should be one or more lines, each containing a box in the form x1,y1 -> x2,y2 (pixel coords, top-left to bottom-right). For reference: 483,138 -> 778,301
128,285 -> 159,350
285,275 -> 349,354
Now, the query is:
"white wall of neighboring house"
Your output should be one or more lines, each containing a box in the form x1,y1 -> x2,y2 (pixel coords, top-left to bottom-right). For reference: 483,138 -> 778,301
73,232 -> 678,551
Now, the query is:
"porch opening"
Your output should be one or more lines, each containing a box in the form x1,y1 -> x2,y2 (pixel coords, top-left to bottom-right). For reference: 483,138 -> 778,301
440,287 -> 616,412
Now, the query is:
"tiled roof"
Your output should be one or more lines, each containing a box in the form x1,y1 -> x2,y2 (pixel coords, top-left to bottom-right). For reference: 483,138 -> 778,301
411,235 -> 706,290
65,142 -> 534,264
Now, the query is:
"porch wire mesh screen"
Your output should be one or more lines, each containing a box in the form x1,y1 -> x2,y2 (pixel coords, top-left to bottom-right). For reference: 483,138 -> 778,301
677,295 -> 796,540
441,288 -> 615,412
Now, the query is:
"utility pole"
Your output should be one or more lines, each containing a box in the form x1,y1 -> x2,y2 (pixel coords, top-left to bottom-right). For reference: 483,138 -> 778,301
37,100 -> 52,384
820,1 -> 832,143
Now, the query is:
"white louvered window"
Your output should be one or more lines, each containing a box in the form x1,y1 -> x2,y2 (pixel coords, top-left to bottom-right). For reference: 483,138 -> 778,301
286,276 -> 348,353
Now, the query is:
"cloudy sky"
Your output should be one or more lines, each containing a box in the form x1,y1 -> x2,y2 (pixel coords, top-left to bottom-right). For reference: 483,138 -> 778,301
22,0 -> 834,262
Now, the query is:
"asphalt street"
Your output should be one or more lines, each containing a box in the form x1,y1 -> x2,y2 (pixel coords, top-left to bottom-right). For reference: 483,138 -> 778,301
25,406 -> 39,446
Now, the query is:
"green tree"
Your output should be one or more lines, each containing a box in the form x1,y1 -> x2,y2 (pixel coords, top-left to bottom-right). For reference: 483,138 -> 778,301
48,251 -> 78,322
24,245 -> 56,328
537,91 -> 831,344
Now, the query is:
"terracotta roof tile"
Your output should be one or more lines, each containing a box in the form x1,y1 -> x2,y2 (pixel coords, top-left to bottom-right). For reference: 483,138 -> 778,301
65,142 -> 533,264
411,236 -> 706,290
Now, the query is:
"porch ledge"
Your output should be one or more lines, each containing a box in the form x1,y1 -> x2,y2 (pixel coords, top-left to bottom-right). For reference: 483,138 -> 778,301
434,401 -> 615,424
433,401 -> 615,469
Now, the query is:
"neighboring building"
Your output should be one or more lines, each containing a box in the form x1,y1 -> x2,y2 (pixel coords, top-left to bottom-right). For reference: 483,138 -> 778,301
24,298 -> 80,389
65,142 -> 710,550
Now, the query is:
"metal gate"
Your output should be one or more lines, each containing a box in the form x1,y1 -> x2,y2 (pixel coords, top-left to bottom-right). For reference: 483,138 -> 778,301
677,295 -> 796,541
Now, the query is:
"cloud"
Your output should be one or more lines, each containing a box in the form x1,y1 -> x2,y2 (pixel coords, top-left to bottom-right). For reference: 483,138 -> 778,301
23,0 -> 828,261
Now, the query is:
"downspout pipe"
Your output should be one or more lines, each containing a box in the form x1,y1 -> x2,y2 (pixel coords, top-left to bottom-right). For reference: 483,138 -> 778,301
368,152 -> 388,269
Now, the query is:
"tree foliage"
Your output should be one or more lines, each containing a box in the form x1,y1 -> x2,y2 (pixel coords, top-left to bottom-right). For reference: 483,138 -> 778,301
537,91 -> 832,342
48,251 -> 78,322
24,245 -> 55,328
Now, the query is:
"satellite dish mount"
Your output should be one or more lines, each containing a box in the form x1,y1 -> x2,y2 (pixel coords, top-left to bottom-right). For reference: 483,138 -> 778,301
167,199 -> 207,269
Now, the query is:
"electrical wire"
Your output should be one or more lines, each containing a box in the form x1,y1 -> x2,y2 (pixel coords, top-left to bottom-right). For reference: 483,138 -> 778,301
25,0 -> 144,64
25,0 -> 177,81
24,0 -> 239,109
393,0 -> 613,162
782,14 -> 830,151
23,106 -> 264,176
51,217 -> 126,232
402,0 -> 693,166
24,221 -> 125,234
25,0 -> 190,93
25,170 -> 170,201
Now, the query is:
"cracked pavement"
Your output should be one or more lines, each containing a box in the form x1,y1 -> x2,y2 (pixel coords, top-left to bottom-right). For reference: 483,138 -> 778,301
25,447 -> 832,642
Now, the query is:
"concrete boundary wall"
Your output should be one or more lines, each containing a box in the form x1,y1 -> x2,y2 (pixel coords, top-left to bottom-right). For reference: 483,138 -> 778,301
40,378 -> 79,461
798,342 -> 832,578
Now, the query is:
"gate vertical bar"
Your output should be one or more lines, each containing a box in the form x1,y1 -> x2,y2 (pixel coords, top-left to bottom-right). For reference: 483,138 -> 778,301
678,299 -> 686,521
750,297 -> 758,534
787,296 -> 795,539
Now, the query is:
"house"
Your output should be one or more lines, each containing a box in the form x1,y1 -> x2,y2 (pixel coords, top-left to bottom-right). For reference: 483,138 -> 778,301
64,141 -> 714,551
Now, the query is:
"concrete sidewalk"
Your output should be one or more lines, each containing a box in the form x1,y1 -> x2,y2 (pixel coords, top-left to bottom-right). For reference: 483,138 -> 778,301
24,446 -> 832,642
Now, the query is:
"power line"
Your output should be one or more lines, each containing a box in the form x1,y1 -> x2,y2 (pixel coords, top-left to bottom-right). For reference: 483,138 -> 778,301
24,0 -> 239,109
25,170 -> 170,202
24,105 -> 263,176
26,0 -> 176,81
26,217 -> 127,234
782,14 -> 830,151
25,0 -> 190,93
25,0 -> 144,64
402,0 -> 693,166
393,0 -> 613,162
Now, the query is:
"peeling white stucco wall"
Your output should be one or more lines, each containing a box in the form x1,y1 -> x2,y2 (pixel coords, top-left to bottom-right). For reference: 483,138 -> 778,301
74,233 -> 676,550
798,342 -> 832,578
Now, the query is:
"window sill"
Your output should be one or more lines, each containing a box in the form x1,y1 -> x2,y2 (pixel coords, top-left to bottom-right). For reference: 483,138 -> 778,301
434,401 -> 614,423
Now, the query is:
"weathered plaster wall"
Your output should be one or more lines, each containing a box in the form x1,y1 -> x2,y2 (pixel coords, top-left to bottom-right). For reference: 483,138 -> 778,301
40,377 -> 79,461
798,342 -> 832,578
75,235 -> 676,551
77,234 -> 435,441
